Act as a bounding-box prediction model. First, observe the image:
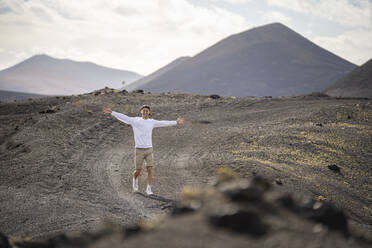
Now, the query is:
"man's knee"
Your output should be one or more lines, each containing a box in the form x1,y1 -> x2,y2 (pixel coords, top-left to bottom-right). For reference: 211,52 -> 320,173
134,169 -> 142,176
146,166 -> 152,173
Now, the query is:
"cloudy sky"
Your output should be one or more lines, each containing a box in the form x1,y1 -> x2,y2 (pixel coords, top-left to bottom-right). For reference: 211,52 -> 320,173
0,0 -> 371,75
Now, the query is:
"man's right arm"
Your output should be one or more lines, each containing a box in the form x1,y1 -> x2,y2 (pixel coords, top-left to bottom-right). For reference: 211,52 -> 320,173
111,111 -> 134,125
103,107 -> 134,125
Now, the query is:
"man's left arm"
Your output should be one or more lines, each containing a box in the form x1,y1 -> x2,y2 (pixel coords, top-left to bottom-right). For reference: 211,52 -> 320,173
153,117 -> 184,128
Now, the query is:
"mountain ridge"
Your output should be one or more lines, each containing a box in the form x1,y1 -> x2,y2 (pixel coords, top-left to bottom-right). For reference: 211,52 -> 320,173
131,23 -> 356,97
0,54 -> 142,95
324,58 -> 372,98
0,89 -> 47,102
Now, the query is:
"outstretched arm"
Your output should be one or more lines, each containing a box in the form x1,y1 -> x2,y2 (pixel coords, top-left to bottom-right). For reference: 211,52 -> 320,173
102,107 -> 134,125
153,117 -> 184,128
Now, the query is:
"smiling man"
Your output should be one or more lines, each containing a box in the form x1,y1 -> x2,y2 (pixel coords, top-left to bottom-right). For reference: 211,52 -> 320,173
103,105 -> 184,195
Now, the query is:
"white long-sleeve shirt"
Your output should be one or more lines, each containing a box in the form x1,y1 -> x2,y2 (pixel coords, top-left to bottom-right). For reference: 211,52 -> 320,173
111,111 -> 177,148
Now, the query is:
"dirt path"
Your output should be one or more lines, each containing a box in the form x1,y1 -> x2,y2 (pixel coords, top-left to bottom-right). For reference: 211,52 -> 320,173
87,139 -> 197,224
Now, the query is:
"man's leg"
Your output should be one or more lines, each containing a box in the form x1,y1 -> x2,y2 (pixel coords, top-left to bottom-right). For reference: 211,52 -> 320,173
146,166 -> 152,186
133,169 -> 142,179
145,166 -> 153,195
145,148 -> 154,195
133,148 -> 144,192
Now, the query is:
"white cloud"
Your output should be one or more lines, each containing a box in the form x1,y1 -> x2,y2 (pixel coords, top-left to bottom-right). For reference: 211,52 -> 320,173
0,0 -> 250,74
213,0 -> 253,4
267,0 -> 371,28
313,28 -> 372,65
265,0 -> 372,65
1,0 -> 370,75
260,10 -> 291,24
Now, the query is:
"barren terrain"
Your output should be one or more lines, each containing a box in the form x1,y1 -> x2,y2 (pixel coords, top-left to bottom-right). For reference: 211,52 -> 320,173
0,89 -> 371,247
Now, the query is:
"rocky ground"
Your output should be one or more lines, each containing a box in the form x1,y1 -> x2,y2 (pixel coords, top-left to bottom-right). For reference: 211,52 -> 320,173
0,88 -> 371,247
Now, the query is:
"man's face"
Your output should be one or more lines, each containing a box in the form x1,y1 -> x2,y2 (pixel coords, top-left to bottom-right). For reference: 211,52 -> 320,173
141,108 -> 150,119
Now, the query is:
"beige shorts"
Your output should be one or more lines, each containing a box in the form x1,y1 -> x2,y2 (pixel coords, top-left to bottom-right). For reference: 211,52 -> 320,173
135,147 -> 153,169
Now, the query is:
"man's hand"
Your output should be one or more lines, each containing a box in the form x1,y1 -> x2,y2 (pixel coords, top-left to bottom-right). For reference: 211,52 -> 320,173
102,107 -> 112,114
176,117 -> 184,125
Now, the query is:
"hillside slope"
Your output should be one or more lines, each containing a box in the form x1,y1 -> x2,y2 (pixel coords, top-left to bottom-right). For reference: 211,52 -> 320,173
0,90 -> 47,102
325,58 -> 372,98
124,56 -> 190,92
133,23 -> 356,97
0,54 -> 142,95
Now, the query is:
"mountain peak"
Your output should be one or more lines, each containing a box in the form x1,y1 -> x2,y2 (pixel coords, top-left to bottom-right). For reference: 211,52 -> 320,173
253,22 -> 288,30
0,54 -> 142,95
29,54 -> 53,60
131,23 -> 356,97
229,22 -> 300,45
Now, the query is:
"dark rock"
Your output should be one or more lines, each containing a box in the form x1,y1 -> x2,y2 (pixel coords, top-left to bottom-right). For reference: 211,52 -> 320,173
252,176 -> 271,191
44,234 -> 71,247
209,94 -> 221,99
328,164 -> 341,173
221,177 -> 271,203
209,210 -> 268,236
275,179 -> 283,185
46,109 -> 55,114
14,231 -> 112,247
39,109 -> 55,114
279,194 -> 349,235
160,203 -> 173,210
133,89 -> 144,94
171,206 -> 195,216
315,123 -> 323,127
199,120 -> 212,124
307,92 -> 329,97
6,141 -> 22,150
306,202 -> 349,235
277,194 -> 297,211
0,232 -> 11,248
125,225 -> 142,238
224,185 -> 265,203
12,240 -> 52,248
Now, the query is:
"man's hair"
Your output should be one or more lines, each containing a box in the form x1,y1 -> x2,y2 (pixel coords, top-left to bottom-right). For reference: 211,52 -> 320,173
140,105 -> 150,111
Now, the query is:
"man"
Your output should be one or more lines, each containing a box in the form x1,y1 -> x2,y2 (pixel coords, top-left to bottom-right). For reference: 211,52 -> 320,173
102,105 -> 184,195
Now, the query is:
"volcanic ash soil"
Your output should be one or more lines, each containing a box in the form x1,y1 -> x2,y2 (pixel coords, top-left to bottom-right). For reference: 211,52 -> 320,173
0,88 -> 371,246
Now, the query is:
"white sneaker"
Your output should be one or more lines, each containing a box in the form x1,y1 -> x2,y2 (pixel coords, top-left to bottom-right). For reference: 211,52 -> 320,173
132,177 -> 138,192
146,185 -> 153,195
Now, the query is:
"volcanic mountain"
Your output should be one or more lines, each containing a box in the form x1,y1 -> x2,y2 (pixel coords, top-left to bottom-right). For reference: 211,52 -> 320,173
124,56 -> 190,92
131,23 -> 356,97
324,58 -> 372,98
0,54 -> 142,95
0,89 -> 47,102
